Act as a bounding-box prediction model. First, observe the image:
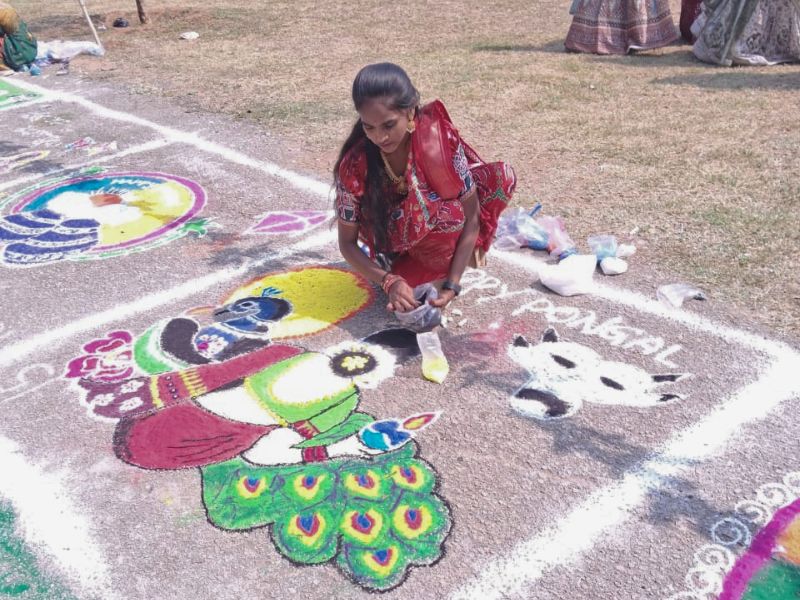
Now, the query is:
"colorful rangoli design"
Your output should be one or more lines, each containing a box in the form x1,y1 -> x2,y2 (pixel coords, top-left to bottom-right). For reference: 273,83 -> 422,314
248,210 -> 332,236
720,498 -> 800,600
202,436 -> 449,590
669,472 -> 800,600
0,79 -> 40,111
65,266 -> 450,591
0,169 -> 208,266
0,501 -> 76,599
223,266 -> 374,340
0,150 -> 51,176
508,328 -> 688,420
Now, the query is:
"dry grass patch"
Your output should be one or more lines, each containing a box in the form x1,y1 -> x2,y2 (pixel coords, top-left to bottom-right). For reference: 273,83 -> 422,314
18,0 -> 800,338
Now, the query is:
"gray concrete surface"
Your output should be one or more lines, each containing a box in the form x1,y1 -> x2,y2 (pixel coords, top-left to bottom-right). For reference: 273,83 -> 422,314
1,74 -> 799,600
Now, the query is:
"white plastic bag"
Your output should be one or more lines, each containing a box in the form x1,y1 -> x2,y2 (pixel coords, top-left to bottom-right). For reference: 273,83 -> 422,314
616,243 -> 637,258
394,284 -> 442,330
538,254 -> 597,296
417,331 -> 449,383
37,40 -> 105,62
657,283 -> 707,308
599,256 -> 628,275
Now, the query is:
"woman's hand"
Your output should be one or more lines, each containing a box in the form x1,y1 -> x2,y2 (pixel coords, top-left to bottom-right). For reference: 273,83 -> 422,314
387,279 -> 419,312
429,289 -> 456,309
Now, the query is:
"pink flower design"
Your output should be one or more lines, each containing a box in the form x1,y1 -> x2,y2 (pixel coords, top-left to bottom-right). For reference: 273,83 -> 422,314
249,210 -> 331,235
65,331 -> 134,382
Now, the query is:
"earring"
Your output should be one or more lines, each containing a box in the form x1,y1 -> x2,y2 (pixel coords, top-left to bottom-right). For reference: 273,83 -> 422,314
407,119 -> 416,133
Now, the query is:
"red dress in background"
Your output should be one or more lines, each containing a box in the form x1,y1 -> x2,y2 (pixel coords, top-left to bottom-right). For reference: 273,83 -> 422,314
680,0 -> 704,42
335,103 -> 516,287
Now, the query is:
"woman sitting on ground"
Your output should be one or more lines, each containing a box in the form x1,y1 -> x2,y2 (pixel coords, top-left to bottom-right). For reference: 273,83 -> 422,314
334,62 -> 516,313
0,1 -> 37,75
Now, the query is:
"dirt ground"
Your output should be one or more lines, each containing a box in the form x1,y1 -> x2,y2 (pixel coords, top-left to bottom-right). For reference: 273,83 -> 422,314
18,0 -> 800,341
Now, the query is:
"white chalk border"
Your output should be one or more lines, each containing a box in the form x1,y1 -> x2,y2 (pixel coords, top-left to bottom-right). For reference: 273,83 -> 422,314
2,79 -> 799,600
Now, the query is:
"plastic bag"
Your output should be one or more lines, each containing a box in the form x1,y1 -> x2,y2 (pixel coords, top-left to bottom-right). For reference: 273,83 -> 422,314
599,256 -> 628,275
394,283 -> 442,331
492,232 -> 529,251
36,40 -> 104,62
616,243 -> 636,258
417,331 -> 449,383
493,205 -> 548,251
538,254 -> 597,296
657,283 -> 707,308
587,234 -> 618,261
537,215 -> 577,260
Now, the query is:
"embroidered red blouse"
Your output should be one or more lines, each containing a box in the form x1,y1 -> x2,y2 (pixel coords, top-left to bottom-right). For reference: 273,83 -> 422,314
335,112 -> 474,256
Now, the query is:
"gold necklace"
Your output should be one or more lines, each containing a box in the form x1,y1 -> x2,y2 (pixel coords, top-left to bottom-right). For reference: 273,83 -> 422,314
380,150 -> 408,194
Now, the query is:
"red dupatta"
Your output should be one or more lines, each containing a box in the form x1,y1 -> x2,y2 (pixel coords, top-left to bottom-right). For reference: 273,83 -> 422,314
336,100 -> 481,256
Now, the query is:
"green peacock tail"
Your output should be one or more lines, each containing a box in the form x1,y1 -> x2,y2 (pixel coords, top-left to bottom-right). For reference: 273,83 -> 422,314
0,501 -> 77,599
739,560 -> 800,600
201,442 -> 452,591
133,325 -> 451,590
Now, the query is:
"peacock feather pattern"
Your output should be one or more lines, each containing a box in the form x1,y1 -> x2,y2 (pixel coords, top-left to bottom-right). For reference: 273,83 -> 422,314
67,268 -> 451,592
201,442 -> 450,591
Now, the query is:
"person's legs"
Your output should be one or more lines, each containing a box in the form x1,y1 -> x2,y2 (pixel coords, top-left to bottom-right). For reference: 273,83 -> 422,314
469,247 -> 487,268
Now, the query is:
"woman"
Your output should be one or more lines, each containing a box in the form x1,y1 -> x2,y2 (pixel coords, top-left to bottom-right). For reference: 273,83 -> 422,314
565,0 -> 679,54
334,63 -> 515,313
692,0 -> 800,66
0,1 -> 36,74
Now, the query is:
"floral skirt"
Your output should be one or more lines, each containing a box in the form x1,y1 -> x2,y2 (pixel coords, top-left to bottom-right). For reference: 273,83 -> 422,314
692,0 -> 800,66
565,0 -> 679,54
390,161 -> 516,287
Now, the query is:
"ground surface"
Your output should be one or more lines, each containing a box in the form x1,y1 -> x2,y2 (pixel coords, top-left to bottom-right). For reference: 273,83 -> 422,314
16,0 -> 800,341
0,69 -> 799,600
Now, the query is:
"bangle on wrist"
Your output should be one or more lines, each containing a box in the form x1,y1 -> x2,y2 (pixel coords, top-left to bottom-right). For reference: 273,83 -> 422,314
381,273 -> 406,294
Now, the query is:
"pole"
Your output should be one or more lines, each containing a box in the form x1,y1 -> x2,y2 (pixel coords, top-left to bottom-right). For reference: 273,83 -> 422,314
135,0 -> 149,24
75,0 -> 103,50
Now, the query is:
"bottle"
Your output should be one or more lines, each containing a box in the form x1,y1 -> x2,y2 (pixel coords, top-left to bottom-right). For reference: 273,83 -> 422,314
416,331 -> 449,384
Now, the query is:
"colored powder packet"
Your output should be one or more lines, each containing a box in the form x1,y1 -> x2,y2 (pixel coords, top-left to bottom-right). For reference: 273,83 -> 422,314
417,331 -> 449,384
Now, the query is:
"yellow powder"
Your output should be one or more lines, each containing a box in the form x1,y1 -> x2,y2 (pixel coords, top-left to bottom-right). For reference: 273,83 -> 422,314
776,515 -> 800,566
422,356 -> 449,384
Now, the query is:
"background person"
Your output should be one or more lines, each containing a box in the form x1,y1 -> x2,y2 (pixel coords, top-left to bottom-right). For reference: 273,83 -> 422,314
692,0 -> 800,65
680,0 -> 704,42
565,0 -> 679,54
0,1 -> 37,74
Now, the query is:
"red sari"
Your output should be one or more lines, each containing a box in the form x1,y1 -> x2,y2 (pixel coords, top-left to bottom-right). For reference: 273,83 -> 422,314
335,102 -> 516,287
680,0 -> 703,42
